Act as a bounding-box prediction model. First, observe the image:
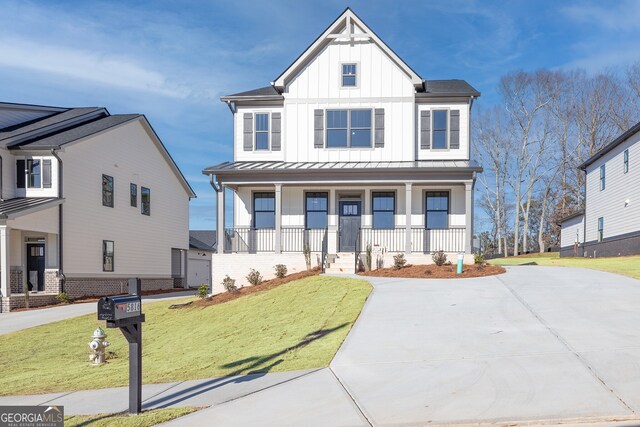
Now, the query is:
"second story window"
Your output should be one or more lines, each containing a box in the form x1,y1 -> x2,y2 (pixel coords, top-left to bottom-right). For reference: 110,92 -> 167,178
624,149 -> 629,174
342,63 -> 357,87
600,165 -> 606,191
141,187 -> 151,216
102,174 -> 114,207
432,110 -> 448,149
130,183 -> 137,207
255,113 -> 269,150
16,158 -> 52,189
326,109 -> 371,148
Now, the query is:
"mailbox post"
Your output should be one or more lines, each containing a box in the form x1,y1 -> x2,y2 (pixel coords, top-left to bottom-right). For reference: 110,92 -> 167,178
97,278 -> 145,414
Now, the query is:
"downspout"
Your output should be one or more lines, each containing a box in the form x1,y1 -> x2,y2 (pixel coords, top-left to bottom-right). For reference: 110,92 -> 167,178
50,148 -> 65,292
0,154 -> 3,201
225,100 -> 236,114
582,167 -> 587,257
209,174 -> 221,193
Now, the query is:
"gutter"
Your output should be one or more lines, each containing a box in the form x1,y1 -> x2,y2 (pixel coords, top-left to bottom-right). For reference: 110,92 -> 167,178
50,148 -> 65,292
225,100 -> 236,114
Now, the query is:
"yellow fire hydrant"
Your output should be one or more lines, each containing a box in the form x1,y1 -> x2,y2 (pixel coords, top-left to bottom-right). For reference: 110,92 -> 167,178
88,327 -> 110,365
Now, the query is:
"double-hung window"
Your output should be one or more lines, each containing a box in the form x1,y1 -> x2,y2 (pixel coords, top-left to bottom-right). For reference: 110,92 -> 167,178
372,192 -> 395,229
254,192 -> 275,229
426,192 -> 449,229
342,64 -> 357,87
141,187 -> 150,216
432,110 -> 448,149
326,109 -> 371,148
600,164 -> 606,191
305,192 -> 328,229
102,174 -> 114,207
624,149 -> 629,174
597,217 -> 604,242
103,240 -> 114,272
255,113 -> 269,150
16,158 -> 52,189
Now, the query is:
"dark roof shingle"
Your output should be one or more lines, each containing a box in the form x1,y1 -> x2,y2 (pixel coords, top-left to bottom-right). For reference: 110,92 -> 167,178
189,230 -> 217,251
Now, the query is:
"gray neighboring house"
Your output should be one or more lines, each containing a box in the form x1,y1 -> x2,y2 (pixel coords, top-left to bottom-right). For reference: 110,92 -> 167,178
188,230 -> 216,288
561,120 -> 640,257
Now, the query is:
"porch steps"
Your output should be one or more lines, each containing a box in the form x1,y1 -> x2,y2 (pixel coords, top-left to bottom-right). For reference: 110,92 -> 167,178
324,253 -> 356,274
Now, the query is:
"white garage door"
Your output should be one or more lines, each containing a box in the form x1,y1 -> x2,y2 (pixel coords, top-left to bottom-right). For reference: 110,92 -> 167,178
188,259 -> 211,288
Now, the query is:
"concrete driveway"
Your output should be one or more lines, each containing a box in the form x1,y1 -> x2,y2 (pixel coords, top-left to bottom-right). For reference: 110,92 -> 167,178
331,267 -> 640,425
4,267 -> 640,426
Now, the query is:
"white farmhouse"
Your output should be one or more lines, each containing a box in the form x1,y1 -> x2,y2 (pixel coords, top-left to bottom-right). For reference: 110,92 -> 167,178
0,102 -> 195,311
560,120 -> 640,257
204,9 -> 482,290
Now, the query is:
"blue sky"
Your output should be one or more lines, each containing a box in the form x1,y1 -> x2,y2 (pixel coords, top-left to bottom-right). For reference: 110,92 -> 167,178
1,0 -> 640,229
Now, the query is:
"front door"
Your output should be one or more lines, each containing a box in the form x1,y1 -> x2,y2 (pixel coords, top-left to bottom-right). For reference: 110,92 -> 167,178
26,243 -> 45,292
339,201 -> 361,252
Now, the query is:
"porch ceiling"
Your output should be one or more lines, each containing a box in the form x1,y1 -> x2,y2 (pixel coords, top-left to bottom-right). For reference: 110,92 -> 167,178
0,197 -> 63,219
203,160 -> 482,184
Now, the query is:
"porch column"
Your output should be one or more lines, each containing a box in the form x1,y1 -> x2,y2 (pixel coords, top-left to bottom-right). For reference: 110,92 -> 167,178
216,185 -> 225,254
0,225 -> 10,298
405,183 -> 412,254
465,182 -> 473,254
274,183 -> 282,254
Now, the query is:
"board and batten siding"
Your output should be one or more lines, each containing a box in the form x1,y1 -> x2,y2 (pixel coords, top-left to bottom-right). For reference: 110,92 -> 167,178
560,215 -> 584,248
584,130 -> 640,242
60,119 -> 190,278
416,104 -> 470,161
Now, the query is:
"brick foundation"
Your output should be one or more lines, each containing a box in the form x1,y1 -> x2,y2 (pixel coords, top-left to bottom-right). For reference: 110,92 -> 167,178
10,268 -> 23,294
1,294 -> 59,312
64,277 -> 175,299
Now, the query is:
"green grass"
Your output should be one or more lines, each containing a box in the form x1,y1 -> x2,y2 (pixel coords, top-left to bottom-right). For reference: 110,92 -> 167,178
0,276 -> 371,396
64,407 -> 199,427
490,253 -> 640,279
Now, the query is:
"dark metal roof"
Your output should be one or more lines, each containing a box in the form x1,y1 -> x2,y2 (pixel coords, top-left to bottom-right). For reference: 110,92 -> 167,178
558,210 -> 584,224
8,114 -> 141,150
0,107 -> 105,145
204,160 -> 482,174
579,120 -> 640,170
417,80 -> 481,98
189,230 -> 217,251
0,197 -> 63,219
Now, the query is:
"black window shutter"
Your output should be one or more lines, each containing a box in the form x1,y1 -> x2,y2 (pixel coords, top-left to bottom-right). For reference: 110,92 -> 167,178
374,108 -> 385,148
243,113 -> 253,151
271,112 -> 281,151
16,159 -> 25,188
420,111 -> 431,149
314,109 -> 324,148
450,110 -> 460,149
43,159 -> 52,188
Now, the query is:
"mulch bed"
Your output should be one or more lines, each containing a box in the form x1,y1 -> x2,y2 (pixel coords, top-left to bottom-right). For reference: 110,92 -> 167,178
359,263 -> 506,279
191,267 -> 321,308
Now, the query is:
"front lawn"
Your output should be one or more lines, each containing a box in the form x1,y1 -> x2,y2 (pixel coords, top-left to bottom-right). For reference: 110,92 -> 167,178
65,407 -> 199,427
490,253 -> 640,280
0,276 -> 371,396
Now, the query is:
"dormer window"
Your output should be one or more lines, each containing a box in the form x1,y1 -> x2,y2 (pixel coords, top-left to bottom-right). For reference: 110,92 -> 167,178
16,158 -> 52,189
342,64 -> 357,87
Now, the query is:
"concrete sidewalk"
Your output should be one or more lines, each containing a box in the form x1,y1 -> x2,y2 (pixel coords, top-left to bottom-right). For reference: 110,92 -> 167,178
0,290 -> 196,335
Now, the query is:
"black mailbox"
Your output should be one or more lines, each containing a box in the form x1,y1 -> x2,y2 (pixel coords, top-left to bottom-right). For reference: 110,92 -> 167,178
98,295 -> 142,322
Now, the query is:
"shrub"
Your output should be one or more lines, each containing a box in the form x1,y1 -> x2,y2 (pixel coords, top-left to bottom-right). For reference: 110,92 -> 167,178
474,253 -> 484,264
274,264 -> 288,278
222,275 -> 238,293
55,292 -> 71,304
393,253 -> 407,270
432,250 -> 447,266
365,243 -> 373,271
196,284 -> 209,299
246,269 -> 263,286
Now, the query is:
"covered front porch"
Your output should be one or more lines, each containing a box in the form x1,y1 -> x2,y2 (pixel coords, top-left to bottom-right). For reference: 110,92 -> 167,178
0,198 -> 63,312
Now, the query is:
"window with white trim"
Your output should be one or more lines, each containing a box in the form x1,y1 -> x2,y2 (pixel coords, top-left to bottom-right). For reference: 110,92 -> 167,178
326,109 -> 371,148
255,113 -> 269,150
16,158 -> 52,189
432,110 -> 448,149
342,64 -> 357,87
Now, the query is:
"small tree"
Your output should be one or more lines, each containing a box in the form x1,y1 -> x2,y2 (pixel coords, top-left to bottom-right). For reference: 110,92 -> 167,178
303,243 -> 311,270
365,243 -> 373,271
222,275 -> 238,293
393,253 -> 407,270
196,284 -> 209,299
432,250 -> 447,266
274,264 -> 287,278
246,269 -> 263,286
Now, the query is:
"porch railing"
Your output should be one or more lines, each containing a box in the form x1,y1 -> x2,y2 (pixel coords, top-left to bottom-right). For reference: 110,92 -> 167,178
223,227 -> 326,254
359,227 -> 466,254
